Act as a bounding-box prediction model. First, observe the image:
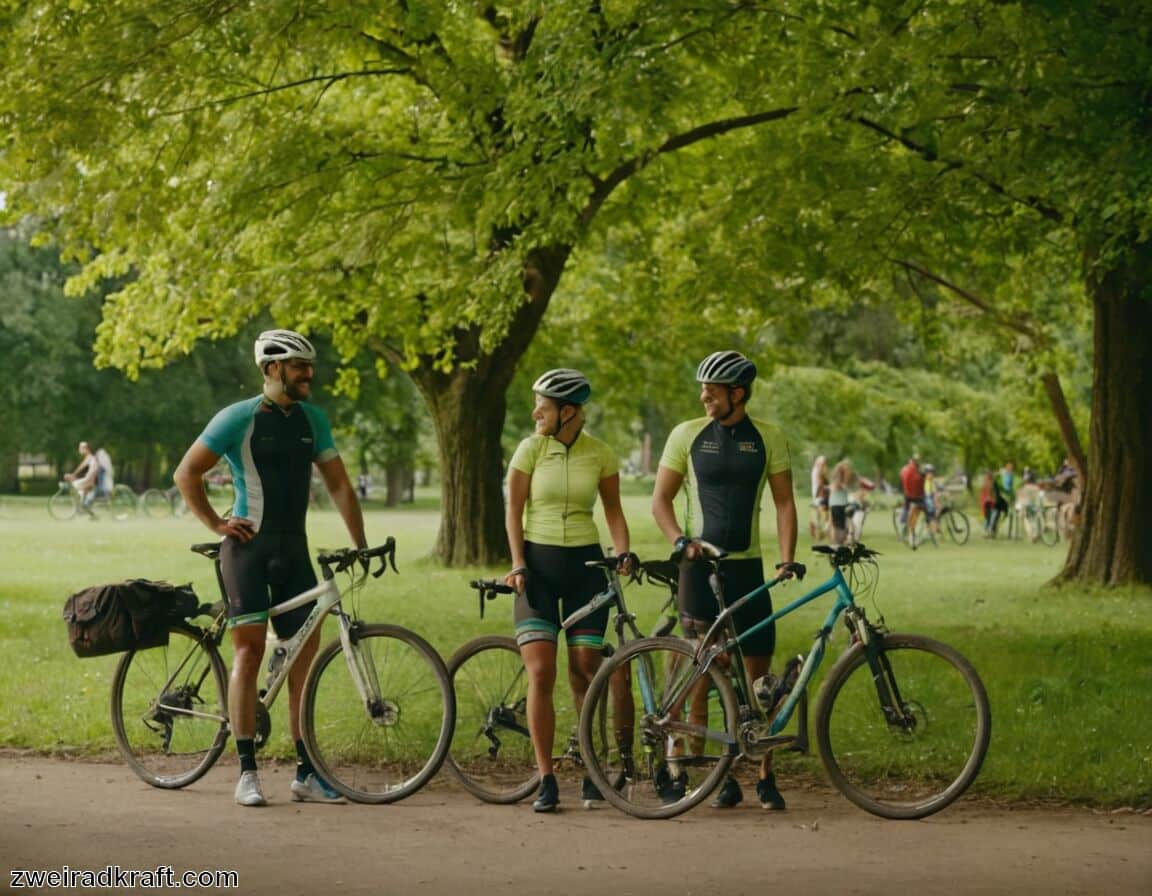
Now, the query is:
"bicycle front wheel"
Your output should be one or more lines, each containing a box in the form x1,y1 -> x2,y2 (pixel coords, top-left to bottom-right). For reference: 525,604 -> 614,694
446,636 -> 539,804
140,488 -> 173,518
815,633 -> 991,819
48,489 -> 77,520
942,509 -> 970,545
110,624 -> 229,789
302,624 -> 455,804
578,637 -> 737,820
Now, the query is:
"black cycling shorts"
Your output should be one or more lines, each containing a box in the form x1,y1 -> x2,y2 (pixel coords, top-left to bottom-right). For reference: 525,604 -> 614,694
677,557 -> 776,657
514,542 -> 608,649
219,530 -> 317,638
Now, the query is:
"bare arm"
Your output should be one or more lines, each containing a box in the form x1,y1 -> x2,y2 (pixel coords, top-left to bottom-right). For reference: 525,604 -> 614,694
651,465 -> 686,545
316,455 -> 367,549
768,469 -> 798,565
174,441 -> 254,542
597,473 -> 631,569
504,468 -> 531,591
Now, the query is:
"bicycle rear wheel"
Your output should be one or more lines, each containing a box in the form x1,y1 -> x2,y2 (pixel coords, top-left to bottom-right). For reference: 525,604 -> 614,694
578,637 -> 737,820
815,633 -> 990,819
140,488 -> 174,518
302,623 -> 455,804
110,624 -> 229,788
109,484 -> 138,520
48,489 -> 77,520
446,636 -> 539,803
941,509 -> 970,545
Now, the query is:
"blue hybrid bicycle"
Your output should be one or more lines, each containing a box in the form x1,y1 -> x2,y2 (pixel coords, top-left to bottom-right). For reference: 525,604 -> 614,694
577,541 -> 991,820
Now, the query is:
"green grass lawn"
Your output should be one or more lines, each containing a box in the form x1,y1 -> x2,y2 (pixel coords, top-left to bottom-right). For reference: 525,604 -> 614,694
1,491 -> 1148,807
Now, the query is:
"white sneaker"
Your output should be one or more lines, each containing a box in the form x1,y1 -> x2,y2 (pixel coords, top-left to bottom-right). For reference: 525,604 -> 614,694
234,770 -> 267,807
290,773 -> 346,804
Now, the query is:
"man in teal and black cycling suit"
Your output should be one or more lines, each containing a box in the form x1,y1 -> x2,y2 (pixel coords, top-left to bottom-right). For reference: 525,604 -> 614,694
652,350 -> 801,811
174,329 -> 368,808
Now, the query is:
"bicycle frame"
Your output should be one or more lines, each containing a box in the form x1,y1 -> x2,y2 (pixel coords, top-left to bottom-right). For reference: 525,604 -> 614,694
660,562 -> 860,743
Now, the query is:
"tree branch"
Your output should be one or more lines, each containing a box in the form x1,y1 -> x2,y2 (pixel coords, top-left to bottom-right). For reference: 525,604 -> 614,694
853,115 -> 1064,224
893,258 -> 1048,345
582,105 -> 799,225
161,68 -> 412,116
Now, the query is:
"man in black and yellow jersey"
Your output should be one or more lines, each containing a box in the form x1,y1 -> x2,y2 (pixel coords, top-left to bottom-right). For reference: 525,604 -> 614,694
652,350 -> 800,811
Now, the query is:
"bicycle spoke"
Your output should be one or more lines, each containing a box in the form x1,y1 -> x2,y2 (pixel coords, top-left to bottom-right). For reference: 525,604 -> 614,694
111,626 -> 229,789
303,625 -> 454,803
816,634 -> 990,819
579,637 -> 736,820
446,636 -> 539,803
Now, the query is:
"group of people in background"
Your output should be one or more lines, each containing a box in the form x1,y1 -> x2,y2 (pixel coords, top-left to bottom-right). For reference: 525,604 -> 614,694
810,455 -> 875,546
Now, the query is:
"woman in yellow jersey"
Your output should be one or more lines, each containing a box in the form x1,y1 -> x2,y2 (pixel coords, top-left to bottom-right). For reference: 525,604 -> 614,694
504,369 -> 633,812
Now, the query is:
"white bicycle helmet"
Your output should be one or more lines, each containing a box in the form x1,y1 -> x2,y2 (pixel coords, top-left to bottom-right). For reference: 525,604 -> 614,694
531,368 -> 592,404
254,329 -> 317,369
696,351 -> 757,386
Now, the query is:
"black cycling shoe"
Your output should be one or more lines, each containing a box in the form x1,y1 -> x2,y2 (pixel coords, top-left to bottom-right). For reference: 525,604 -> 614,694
581,776 -> 604,808
756,774 -> 786,810
532,774 -> 559,813
711,776 -> 744,808
655,764 -> 688,804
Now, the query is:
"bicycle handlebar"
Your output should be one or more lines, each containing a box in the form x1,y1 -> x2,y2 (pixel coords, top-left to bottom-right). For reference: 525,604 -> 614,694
317,538 -> 398,578
811,542 -> 880,567
469,578 -> 516,620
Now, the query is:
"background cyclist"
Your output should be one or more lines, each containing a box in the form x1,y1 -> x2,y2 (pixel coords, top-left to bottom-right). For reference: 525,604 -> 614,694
64,441 -> 112,516
503,368 -> 633,813
174,329 -> 368,808
651,350 -> 800,812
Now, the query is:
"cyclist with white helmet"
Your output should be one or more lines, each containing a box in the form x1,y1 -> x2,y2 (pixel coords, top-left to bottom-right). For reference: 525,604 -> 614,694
652,350 -> 800,812
504,368 -> 633,812
174,329 -> 368,808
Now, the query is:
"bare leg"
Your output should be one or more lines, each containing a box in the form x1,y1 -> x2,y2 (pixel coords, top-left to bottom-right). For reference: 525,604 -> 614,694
521,640 -> 558,776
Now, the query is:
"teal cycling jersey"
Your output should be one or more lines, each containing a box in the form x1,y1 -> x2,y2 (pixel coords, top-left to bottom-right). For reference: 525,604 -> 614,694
198,395 -> 338,534
508,430 -> 618,547
659,415 -> 792,560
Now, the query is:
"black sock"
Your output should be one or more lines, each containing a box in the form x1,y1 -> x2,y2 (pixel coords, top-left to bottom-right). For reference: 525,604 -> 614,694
236,738 -> 257,774
295,739 -> 313,782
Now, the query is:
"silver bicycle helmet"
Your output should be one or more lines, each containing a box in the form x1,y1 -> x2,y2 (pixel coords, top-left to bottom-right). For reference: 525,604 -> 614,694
696,351 -> 757,386
531,368 -> 592,404
254,329 -> 317,369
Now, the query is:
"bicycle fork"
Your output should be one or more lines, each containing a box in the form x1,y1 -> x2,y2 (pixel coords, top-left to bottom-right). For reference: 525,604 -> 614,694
337,616 -> 397,726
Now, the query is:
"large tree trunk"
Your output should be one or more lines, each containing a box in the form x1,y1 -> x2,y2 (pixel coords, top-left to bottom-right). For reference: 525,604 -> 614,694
1057,240 -> 1152,586
407,245 -> 572,566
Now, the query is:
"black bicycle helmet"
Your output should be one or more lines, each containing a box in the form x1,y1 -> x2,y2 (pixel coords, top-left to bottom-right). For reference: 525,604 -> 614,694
531,368 -> 592,404
696,351 -> 757,386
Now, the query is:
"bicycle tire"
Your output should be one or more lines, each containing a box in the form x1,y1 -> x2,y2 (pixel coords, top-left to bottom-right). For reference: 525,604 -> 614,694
942,509 -> 970,545
302,623 -> 455,804
1039,506 -> 1060,546
109,484 -> 138,521
110,623 -> 229,789
48,489 -> 77,520
140,488 -> 174,518
446,636 -> 539,804
814,632 -> 991,820
578,636 -> 737,820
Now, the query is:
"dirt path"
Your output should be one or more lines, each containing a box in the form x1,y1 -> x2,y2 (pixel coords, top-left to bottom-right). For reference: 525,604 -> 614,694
1,756 -> 1148,895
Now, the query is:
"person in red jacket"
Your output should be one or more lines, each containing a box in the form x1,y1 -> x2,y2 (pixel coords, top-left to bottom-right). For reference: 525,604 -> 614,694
899,455 -> 926,549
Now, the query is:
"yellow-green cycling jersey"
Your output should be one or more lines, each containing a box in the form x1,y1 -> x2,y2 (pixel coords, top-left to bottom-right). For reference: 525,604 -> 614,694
508,431 -> 618,547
